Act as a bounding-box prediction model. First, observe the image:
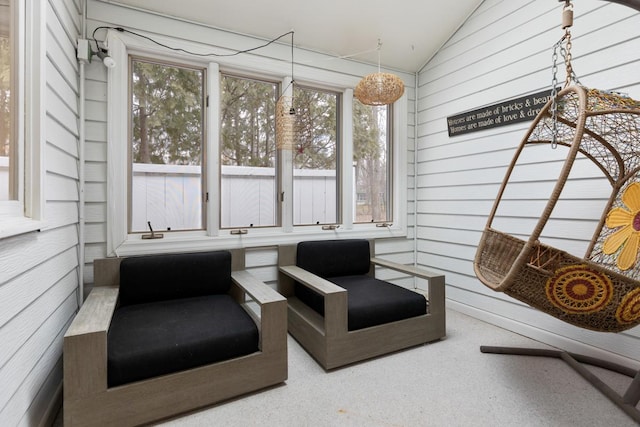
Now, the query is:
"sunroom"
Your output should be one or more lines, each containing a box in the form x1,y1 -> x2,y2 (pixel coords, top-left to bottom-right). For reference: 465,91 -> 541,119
1,0 -> 639,425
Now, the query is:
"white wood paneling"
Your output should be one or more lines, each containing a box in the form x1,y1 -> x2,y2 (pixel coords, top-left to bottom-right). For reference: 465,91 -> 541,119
0,271 -> 77,369
84,182 -> 106,202
45,201 -> 80,228
417,0 -> 640,364
0,247 -> 78,327
0,0 -> 81,425
47,115 -> 78,158
46,144 -> 78,179
84,202 -> 106,222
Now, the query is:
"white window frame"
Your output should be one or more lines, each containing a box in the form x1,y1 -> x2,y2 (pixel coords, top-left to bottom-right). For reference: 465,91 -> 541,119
128,56 -> 208,234
352,101 -> 394,224
291,83 -> 341,227
0,0 -> 45,239
105,29 -> 407,256
218,71 -> 281,230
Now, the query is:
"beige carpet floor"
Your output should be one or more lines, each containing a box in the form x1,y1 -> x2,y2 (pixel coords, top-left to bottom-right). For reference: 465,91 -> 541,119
147,308 -> 639,427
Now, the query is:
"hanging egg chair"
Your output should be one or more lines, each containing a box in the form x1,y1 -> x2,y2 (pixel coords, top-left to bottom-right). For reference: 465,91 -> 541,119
475,2 -> 640,423
474,85 -> 640,332
474,3 -> 640,333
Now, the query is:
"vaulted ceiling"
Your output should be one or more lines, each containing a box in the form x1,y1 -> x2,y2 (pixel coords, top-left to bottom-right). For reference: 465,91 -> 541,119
99,0 -> 484,72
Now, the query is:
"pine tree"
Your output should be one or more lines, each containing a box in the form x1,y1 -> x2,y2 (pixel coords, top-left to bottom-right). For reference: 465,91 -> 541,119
131,60 -> 204,165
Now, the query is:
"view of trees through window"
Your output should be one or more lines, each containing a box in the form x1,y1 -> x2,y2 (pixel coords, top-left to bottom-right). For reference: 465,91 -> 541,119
128,58 -> 392,233
220,75 -> 278,168
293,85 -> 339,225
220,74 -> 278,228
353,99 -> 391,223
0,0 -> 13,201
130,58 -> 205,232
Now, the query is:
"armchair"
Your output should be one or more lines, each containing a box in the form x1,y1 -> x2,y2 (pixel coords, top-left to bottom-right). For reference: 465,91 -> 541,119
278,239 -> 445,370
64,249 -> 287,426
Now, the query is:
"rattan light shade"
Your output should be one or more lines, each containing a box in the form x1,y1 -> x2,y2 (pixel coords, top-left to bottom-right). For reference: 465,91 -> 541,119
276,95 -> 296,150
354,72 -> 405,106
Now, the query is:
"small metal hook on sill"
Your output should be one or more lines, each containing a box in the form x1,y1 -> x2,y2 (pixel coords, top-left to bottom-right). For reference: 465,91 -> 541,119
321,225 -> 340,231
141,221 -> 164,239
376,223 -> 393,228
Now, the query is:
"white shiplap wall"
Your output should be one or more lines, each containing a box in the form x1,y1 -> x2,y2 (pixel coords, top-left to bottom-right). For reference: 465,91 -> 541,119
417,0 -> 640,367
0,0 -> 81,425
82,0 -> 418,290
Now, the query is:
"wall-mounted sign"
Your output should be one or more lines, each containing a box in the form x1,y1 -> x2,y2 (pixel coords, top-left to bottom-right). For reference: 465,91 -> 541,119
446,88 -> 556,137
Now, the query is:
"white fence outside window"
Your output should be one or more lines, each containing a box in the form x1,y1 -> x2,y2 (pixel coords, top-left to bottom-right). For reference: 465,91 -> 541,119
131,163 -> 336,231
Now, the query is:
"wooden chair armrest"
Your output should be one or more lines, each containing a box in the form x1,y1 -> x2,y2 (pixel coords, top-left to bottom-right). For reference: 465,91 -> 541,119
370,257 -> 444,282
278,265 -> 347,336
371,257 -> 446,321
232,270 -> 286,306
278,265 -> 345,296
64,286 -> 119,400
65,286 -> 119,338
231,270 -> 287,353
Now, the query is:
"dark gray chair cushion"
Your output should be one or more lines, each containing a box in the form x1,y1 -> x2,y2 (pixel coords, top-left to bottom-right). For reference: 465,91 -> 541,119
294,239 -> 427,331
107,294 -> 259,387
118,251 -> 232,307
330,275 -> 426,330
296,239 -> 371,277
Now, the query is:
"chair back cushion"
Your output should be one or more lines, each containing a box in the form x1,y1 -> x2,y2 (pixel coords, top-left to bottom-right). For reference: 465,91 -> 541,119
118,251 -> 231,306
296,239 -> 371,278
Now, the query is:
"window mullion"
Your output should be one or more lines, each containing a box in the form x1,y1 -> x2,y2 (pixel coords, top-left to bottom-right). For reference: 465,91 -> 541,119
24,0 -> 45,220
207,63 -> 220,236
342,88 -> 354,230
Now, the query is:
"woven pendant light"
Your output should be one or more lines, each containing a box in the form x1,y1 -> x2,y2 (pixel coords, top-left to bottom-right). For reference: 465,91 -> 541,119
276,32 -> 300,151
276,95 -> 296,151
354,40 -> 404,106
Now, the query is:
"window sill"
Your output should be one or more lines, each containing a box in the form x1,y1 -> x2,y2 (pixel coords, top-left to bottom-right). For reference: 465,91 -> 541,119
112,224 -> 408,257
0,217 -> 47,240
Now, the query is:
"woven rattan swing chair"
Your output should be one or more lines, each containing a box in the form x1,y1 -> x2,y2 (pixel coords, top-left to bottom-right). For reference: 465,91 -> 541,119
475,82 -> 640,333
474,1 -> 640,422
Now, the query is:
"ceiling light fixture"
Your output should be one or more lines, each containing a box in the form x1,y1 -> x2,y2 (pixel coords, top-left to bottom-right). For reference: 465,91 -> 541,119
354,40 -> 404,106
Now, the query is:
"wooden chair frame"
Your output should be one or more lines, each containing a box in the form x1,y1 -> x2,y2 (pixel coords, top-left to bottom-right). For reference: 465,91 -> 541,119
63,249 -> 287,426
278,240 -> 446,370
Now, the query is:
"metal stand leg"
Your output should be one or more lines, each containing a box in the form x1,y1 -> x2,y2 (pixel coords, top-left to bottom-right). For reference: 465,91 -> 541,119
480,345 -> 640,424
624,371 -> 640,406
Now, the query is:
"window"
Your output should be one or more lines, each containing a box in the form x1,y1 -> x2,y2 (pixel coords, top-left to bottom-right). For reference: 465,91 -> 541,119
0,0 -> 43,238
293,85 -> 339,225
353,99 -> 391,223
0,0 -> 14,201
129,57 -> 206,233
219,74 -> 279,228
107,29 -> 407,254
219,78 -> 342,229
